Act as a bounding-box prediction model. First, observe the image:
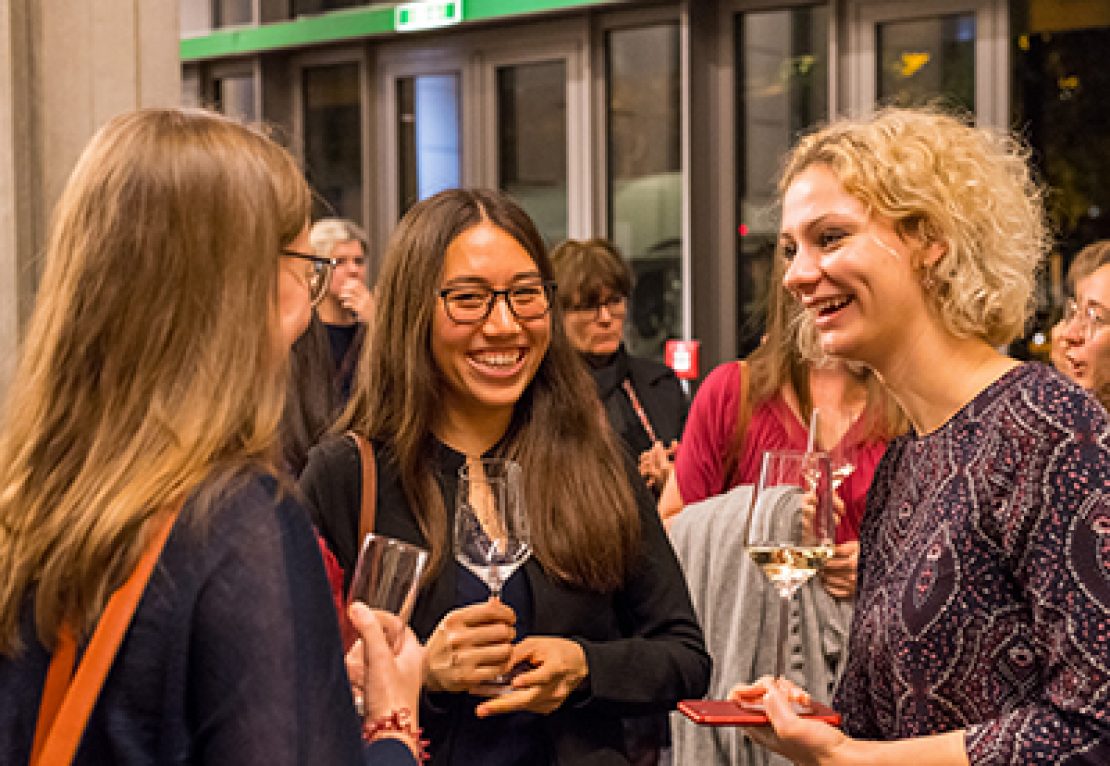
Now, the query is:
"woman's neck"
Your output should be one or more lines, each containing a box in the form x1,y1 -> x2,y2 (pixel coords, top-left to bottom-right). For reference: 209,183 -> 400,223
787,363 -> 868,449
873,330 -> 1018,436
434,406 -> 513,458
317,296 -> 353,326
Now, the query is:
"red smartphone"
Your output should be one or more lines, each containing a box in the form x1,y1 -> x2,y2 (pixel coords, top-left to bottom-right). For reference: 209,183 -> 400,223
677,698 -> 841,727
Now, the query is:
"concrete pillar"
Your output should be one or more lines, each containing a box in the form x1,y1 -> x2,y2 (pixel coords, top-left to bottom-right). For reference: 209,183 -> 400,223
0,0 -> 180,394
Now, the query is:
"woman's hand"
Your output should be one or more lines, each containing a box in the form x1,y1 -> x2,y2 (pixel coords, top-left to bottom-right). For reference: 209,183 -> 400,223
346,603 -> 425,721
728,677 -> 851,766
423,599 -> 517,694
474,636 -> 588,718
639,439 -> 678,490
339,278 -> 375,323
819,540 -> 859,599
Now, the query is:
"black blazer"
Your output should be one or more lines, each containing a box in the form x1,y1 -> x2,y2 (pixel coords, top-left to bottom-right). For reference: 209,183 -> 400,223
588,347 -> 688,461
299,436 -> 710,765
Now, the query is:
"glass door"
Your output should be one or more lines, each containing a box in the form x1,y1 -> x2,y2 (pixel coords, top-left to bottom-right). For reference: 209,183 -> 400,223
845,0 -> 1007,126
482,42 -> 587,250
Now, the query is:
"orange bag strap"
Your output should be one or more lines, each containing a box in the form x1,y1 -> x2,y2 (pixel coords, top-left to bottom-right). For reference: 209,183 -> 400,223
30,505 -> 181,766
347,432 -> 378,549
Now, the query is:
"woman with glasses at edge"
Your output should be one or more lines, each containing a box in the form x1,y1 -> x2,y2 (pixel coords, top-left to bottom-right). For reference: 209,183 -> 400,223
1059,239 -> 1110,409
0,108 -> 424,764
549,239 -> 688,495
728,107 -> 1109,765
299,188 -> 710,765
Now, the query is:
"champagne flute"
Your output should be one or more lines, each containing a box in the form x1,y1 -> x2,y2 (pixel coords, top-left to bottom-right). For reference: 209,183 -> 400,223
454,458 -> 531,690
744,449 -> 835,685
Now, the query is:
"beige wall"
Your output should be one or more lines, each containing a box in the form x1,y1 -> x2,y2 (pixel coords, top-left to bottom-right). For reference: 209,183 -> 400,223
0,0 -> 180,394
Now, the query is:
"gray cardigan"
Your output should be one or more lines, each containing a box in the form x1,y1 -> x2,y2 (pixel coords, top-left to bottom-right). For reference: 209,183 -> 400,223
667,484 -> 853,766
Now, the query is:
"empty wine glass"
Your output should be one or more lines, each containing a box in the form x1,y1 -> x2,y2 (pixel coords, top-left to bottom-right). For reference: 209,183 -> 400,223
454,458 -> 531,599
744,449 -> 835,685
454,458 -> 531,692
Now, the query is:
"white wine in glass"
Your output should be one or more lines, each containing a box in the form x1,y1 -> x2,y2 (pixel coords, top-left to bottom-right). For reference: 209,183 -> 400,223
745,449 -> 835,683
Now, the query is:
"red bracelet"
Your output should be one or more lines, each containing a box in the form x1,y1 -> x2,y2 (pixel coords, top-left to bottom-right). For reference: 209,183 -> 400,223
362,707 -> 430,763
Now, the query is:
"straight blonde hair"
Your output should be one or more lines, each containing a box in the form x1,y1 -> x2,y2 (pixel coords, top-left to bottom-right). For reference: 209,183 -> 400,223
0,108 -> 310,655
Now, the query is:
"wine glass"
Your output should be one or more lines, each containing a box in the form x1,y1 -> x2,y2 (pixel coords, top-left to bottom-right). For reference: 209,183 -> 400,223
744,449 -> 835,685
454,458 -> 531,598
454,458 -> 531,691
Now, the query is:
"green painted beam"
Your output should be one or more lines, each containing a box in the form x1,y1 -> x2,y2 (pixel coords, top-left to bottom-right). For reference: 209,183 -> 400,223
181,0 -> 622,62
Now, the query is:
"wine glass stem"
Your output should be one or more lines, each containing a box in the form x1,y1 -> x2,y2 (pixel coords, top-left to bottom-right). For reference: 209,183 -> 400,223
774,594 -> 789,680
489,566 -> 502,600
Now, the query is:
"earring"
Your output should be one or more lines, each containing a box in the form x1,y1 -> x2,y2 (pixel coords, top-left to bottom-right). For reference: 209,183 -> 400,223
921,269 -> 937,291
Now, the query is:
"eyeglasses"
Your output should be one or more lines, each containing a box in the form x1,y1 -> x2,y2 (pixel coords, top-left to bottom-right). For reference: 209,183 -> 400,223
1063,298 -> 1110,342
565,294 -> 627,320
282,250 -> 337,307
438,281 -> 556,324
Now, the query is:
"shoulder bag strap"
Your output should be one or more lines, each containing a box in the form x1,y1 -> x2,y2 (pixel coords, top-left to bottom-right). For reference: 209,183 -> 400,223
721,360 -> 752,494
31,504 -> 182,766
347,432 -> 378,549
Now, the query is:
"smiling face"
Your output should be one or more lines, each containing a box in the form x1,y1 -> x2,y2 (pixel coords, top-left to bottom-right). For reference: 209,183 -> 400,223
1063,263 -> 1110,400
432,221 -> 551,431
780,164 -> 939,370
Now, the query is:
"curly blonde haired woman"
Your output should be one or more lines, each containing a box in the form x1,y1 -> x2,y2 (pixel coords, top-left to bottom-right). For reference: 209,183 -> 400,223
730,107 -> 1110,764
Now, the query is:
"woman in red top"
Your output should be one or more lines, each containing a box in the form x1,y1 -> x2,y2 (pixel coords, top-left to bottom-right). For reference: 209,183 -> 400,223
659,256 -> 905,596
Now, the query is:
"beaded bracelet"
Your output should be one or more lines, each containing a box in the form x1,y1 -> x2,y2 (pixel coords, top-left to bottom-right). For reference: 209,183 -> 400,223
362,707 -> 430,763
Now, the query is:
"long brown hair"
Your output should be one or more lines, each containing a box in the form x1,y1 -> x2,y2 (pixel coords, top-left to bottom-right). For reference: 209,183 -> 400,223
340,189 -> 640,590
0,108 -> 310,654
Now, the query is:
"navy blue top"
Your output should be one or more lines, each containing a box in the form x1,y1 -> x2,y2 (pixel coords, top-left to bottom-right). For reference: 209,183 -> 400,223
835,364 -> 1110,763
0,472 -> 415,766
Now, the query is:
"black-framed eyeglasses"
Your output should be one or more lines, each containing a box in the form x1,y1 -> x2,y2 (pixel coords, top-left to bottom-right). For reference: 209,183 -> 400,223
1063,298 -> 1110,342
565,294 -> 627,320
282,250 -> 337,307
438,280 -> 557,324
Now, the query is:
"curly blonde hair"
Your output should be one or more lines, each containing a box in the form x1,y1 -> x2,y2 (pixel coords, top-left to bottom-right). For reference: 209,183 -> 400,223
780,107 -> 1050,347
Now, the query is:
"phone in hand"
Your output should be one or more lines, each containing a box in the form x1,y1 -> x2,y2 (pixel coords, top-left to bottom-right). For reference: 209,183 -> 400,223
677,698 -> 841,727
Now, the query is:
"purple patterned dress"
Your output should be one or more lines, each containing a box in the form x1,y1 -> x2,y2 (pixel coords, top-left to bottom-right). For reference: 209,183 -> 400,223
834,364 -> 1110,764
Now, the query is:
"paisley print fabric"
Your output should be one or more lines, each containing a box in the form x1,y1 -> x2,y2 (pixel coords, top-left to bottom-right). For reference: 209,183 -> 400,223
834,364 -> 1110,764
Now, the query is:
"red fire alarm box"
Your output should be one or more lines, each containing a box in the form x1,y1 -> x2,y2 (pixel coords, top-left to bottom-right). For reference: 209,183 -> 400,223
665,340 -> 700,381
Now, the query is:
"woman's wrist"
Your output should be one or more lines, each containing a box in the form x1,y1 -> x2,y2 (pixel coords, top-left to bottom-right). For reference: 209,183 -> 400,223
363,706 -> 429,762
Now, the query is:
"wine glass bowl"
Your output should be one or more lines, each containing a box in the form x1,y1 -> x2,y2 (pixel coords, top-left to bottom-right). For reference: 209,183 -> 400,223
454,458 -> 531,599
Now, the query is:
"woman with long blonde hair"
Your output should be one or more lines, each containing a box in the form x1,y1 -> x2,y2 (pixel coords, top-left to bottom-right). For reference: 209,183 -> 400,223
0,108 -> 422,764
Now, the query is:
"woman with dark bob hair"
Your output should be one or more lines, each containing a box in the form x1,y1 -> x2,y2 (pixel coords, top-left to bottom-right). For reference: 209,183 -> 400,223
0,108 -> 423,764
301,188 -> 710,764
730,107 -> 1110,764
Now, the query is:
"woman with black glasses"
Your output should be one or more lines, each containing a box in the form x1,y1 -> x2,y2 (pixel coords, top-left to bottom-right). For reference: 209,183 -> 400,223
549,239 -> 688,496
299,188 -> 709,765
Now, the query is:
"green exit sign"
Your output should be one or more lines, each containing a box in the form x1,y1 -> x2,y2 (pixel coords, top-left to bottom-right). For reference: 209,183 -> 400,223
395,1 -> 464,32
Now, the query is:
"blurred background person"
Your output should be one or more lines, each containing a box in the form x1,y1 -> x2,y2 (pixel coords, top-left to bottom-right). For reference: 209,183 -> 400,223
311,217 -> 374,403
300,188 -> 709,765
733,107 -> 1109,765
0,108 -> 423,765
550,238 -> 688,494
1060,239 -> 1110,409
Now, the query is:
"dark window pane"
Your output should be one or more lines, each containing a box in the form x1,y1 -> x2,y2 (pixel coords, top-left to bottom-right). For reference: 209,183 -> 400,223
735,5 -> 828,357
607,24 -> 682,361
213,0 -> 252,26
497,61 -> 567,248
877,13 -> 975,112
303,63 -> 363,223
